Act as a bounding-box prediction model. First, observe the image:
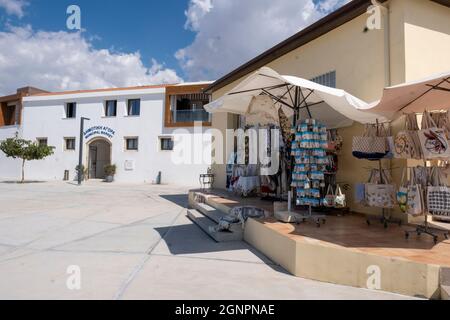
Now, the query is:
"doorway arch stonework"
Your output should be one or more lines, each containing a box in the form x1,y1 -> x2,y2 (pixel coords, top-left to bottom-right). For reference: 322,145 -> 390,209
87,137 -> 112,179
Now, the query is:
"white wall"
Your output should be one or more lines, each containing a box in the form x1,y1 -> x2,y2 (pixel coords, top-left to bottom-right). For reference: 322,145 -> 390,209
20,89 -> 211,186
0,126 -> 21,180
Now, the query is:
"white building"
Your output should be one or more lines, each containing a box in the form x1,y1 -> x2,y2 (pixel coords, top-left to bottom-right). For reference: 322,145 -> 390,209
0,83 -> 213,186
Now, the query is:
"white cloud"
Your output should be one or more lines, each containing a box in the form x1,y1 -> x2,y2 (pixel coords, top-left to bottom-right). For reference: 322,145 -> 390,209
177,0 -> 350,81
0,0 -> 28,18
0,26 -> 183,95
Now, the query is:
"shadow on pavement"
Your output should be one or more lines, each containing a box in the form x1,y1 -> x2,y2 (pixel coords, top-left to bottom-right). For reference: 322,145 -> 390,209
154,222 -> 289,275
159,194 -> 189,208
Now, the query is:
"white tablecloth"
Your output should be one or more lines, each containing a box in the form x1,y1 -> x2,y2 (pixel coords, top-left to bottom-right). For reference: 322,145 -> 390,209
234,176 -> 260,196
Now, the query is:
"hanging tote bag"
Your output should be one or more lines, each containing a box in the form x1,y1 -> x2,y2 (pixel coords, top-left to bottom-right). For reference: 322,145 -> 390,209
352,124 -> 387,160
334,185 -> 346,208
379,123 -> 395,159
427,167 -> 450,218
354,183 -> 366,204
436,111 -> 450,140
393,114 -> 422,160
418,111 -> 450,160
365,183 -> 396,208
323,184 -> 335,208
396,168 -> 408,213
406,168 -> 423,216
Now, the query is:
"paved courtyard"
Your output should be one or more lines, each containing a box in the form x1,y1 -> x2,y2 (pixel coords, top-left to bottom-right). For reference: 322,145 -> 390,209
0,181 -> 415,300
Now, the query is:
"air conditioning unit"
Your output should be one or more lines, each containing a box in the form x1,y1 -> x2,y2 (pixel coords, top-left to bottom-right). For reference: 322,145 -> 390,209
124,160 -> 135,171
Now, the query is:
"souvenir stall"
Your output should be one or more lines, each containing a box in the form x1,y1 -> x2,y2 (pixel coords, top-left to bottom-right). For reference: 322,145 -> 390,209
358,71 -> 450,243
352,121 -> 403,228
226,95 -> 290,198
205,67 -> 386,225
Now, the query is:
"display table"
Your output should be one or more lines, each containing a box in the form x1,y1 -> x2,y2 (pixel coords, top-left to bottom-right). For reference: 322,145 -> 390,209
234,176 -> 260,197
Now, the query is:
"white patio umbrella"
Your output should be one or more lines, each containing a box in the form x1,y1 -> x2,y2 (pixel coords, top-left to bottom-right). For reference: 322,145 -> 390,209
367,71 -> 450,119
205,67 -> 387,128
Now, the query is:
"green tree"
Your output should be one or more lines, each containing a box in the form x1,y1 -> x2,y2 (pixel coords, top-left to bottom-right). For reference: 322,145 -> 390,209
0,138 -> 55,183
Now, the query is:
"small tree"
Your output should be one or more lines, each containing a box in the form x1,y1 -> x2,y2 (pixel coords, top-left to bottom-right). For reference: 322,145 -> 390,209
0,138 -> 54,183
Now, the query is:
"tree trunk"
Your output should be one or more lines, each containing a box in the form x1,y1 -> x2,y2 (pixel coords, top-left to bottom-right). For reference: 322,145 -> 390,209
21,159 -> 25,183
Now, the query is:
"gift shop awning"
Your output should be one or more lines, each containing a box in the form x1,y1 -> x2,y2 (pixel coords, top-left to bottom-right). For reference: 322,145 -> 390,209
367,71 -> 450,119
204,67 -> 387,128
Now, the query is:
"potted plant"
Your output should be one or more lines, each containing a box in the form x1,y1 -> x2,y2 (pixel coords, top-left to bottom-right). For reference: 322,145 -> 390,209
75,165 -> 88,181
104,164 -> 116,183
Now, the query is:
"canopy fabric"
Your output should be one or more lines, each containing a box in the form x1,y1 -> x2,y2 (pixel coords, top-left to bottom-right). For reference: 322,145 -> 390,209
245,95 -> 280,126
367,71 -> 450,120
205,67 -> 387,128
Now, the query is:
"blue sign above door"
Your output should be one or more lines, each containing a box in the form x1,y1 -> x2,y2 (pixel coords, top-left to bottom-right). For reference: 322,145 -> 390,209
84,126 -> 116,140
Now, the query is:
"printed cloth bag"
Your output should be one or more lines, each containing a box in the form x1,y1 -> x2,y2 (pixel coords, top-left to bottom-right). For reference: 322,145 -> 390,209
418,111 -> 450,159
365,183 -> 395,208
352,124 -> 387,160
431,111 -> 450,139
323,184 -> 335,208
354,183 -> 366,204
394,114 -> 422,160
427,167 -> 450,217
427,186 -> 450,217
396,168 -> 408,213
406,168 -> 423,216
334,185 -> 346,208
407,184 -> 423,216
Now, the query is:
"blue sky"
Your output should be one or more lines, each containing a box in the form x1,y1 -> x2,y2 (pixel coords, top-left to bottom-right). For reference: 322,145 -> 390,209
0,0 -> 194,77
0,0 -> 349,94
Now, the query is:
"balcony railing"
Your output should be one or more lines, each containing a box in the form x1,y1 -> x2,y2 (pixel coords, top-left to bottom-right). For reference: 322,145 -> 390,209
173,109 -> 210,123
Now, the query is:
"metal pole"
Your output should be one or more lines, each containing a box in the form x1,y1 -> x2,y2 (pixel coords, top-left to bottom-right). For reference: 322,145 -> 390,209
78,117 -> 90,185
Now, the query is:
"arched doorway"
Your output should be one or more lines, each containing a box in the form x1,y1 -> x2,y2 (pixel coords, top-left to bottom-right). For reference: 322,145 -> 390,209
87,138 -> 111,179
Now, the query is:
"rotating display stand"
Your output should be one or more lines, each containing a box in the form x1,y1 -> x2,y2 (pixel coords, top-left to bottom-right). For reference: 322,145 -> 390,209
290,119 -> 328,228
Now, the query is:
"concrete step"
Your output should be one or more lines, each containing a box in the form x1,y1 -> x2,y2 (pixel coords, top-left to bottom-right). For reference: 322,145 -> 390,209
441,267 -> 450,300
192,202 -> 243,233
193,202 -> 225,223
191,191 -> 231,215
187,209 -> 243,242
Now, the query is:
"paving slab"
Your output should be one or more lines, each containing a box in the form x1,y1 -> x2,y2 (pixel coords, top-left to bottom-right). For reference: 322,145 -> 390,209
0,181 -> 418,300
0,250 -> 146,300
0,213 -> 78,246
121,255 -> 417,300
54,223 -> 169,254
26,220 -> 120,250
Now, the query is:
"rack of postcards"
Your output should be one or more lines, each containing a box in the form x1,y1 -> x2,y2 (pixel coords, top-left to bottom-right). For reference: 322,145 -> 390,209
291,119 -> 328,226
